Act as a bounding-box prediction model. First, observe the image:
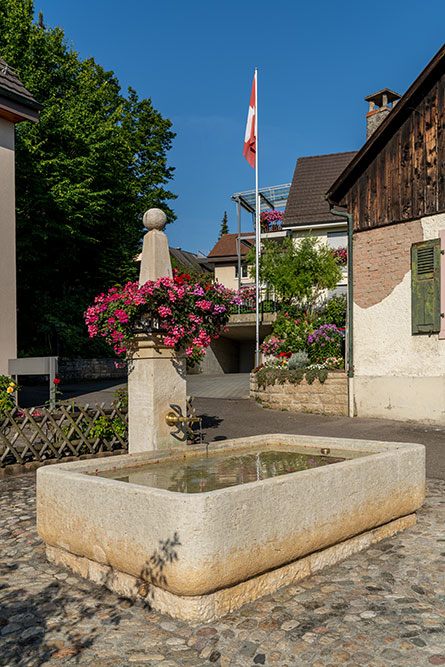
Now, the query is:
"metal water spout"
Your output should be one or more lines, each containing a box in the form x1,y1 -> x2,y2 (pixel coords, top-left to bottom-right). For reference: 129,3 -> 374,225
165,399 -> 203,444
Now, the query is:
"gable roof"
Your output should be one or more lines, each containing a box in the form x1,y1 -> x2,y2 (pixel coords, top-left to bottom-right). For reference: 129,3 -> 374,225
208,233 -> 253,260
0,56 -> 42,122
327,43 -> 445,205
169,247 -> 213,273
283,151 -> 357,227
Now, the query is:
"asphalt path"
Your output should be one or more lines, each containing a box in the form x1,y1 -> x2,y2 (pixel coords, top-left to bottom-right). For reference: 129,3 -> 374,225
195,397 -> 445,481
17,377 -> 444,480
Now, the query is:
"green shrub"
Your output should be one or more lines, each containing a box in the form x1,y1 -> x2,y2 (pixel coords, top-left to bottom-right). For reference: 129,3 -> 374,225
268,313 -> 314,355
255,366 -> 327,388
318,294 -> 347,328
288,351 -> 309,370
318,368 -> 328,383
288,369 -> 305,384
113,386 -> 128,410
305,368 -> 317,384
256,367 -> 288,389
91,415 -> 126,440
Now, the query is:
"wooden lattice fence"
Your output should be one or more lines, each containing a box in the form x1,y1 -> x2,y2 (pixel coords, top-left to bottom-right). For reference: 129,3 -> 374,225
0,401 -> 128,467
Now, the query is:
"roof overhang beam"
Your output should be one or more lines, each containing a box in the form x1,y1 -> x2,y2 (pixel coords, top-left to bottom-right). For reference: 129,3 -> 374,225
259,192 -> 274,209
231,195 -> 255,214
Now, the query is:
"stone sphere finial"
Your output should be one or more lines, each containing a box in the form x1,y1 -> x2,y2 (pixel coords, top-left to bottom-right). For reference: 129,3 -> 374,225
143,208 -> 167,231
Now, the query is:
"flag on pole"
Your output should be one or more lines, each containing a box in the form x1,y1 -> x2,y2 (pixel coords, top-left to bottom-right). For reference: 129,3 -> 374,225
243,72 -> 256,168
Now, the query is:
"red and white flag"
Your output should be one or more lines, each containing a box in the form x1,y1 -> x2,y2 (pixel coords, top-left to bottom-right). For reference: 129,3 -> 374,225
243,72 -> 256,168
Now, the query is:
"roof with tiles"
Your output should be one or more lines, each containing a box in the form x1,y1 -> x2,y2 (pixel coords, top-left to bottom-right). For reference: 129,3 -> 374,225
208,232 -> 254,259
0,57 -> 41,108
169,247 -> 213,273
283,151 -> 357,227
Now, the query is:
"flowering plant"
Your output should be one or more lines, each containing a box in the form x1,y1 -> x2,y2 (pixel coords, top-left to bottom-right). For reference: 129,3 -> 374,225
307,324 -> 344,363
259,337 -> 284,356
332,247 -> 347,265
307,357 -> 344,370
237,285 -> 256,310
263,312 -> 314,356
253,357 -> 288,373
85,272 -> 242,366
0,375 -> 18,415
260,210 -> 283,233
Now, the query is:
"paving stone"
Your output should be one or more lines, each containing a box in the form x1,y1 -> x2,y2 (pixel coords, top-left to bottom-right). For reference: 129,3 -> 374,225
0,474 -> 444,666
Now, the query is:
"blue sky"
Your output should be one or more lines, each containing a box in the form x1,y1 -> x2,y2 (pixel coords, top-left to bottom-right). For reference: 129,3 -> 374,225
35,0 -> 444,255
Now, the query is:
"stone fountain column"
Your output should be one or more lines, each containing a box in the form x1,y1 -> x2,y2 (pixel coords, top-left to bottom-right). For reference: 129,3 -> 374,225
128,208 -> 186,453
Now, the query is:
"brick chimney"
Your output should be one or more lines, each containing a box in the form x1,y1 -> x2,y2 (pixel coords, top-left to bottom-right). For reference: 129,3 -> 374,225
365,89 -> 401,139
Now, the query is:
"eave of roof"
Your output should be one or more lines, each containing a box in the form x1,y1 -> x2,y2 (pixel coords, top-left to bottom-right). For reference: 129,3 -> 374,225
0,85 -> 42,111
0,96 -> 40,123
0,58 -> 42,111
326,43 -> 445,205
0,57 -> 42,123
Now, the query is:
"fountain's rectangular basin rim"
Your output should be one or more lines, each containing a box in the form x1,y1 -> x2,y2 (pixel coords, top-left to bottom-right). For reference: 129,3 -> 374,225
42,433 -> 412,499
61,439 -> 399,499
37,433 -> 425,599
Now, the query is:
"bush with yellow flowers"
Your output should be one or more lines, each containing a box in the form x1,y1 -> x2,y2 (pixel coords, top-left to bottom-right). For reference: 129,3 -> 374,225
0,375 -> 18,415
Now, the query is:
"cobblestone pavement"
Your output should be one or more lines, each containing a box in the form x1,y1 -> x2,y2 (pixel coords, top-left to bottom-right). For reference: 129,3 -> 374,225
1,474 -> 444,667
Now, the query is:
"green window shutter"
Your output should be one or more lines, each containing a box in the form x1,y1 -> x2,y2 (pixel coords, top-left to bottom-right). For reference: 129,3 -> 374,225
411,239 -> 441,335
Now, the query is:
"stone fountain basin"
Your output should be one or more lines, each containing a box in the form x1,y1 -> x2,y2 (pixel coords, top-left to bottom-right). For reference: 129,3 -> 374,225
37,434 -> 425,598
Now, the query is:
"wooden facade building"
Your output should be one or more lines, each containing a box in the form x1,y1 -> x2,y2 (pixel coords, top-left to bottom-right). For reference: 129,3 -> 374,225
326,43 -> 445,425
328,44 -> 445,231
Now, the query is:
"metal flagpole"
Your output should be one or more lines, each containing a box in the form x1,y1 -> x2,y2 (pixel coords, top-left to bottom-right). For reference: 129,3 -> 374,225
237,198 -> 241,293
254,67 -> 260,368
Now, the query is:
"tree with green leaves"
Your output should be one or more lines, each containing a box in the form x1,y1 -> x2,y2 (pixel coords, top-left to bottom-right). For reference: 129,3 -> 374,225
218,211 -> 229,238
0,0 -> 176,356
246,235 -> 342,312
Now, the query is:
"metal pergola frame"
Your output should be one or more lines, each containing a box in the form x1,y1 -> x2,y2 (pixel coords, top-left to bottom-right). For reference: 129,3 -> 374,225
231,183 -> 291,291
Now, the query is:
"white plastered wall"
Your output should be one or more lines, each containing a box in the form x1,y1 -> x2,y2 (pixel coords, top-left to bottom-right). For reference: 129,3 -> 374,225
354,213 -> 445,424
0,118 -> 16,376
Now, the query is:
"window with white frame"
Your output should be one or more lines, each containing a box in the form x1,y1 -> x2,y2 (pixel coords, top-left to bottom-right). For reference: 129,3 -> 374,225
327,231 -> 347,249
235,263 -> 249,279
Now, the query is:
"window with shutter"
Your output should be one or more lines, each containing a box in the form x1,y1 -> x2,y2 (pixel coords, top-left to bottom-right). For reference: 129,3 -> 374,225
411,239 -> 441,334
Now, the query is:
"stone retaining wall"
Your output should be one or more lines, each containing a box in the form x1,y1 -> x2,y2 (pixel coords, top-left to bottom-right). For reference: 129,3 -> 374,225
250,371 -> 348,416
59,358 -> 127,382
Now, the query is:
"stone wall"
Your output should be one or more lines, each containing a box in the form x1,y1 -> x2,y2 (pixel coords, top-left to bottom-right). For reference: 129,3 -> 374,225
250,371 -> 348,416
59,358 -> 127,382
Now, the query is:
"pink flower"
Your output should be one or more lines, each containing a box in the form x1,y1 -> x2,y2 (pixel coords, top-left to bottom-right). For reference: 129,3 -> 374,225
158,305 -> 172,317
196,299 -> 212,311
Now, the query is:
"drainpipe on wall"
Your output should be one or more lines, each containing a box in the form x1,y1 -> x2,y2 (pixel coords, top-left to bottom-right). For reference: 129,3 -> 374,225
328,206 -> 354,418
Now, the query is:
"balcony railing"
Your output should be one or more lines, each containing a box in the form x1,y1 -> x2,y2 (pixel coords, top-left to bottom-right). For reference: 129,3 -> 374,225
231,287 -> 279,315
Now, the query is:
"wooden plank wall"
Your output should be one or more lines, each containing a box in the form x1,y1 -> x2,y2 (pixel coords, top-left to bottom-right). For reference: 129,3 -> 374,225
346,72 -> 445,232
